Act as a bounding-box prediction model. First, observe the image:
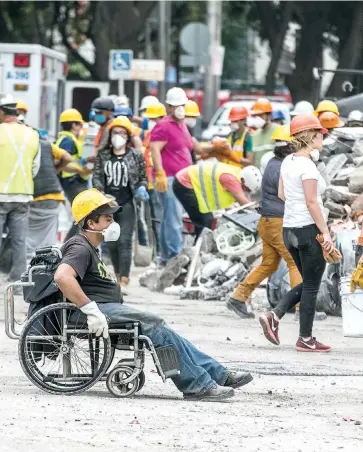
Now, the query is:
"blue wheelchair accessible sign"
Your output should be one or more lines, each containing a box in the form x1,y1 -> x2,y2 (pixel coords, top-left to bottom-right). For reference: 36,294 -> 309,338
109,49 -> 133,80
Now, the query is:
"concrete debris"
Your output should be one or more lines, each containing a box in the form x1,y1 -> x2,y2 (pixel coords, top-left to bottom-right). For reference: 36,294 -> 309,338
200,259 -> 231,281
348,166 -> 363,194
330,167 -> 356,186
326,155 -> 347,180
324,200 -> 347,218
325,186 -> 358,205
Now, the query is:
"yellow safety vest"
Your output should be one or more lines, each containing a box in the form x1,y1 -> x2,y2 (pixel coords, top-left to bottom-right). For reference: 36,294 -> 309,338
189,162 -> 241,214
0,122 -> 39,195
220,129 -> 248,168
55,131 -> 86,179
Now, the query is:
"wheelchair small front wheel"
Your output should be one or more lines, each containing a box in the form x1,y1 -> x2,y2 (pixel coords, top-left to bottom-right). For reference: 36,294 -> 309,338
106,365 -> 139,397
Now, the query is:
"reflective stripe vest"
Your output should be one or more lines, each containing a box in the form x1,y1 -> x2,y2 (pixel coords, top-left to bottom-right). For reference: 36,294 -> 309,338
55,131 -> 86,179
0,122 -> 39,195
220,129 -> 248,168
188,162 -> 241,214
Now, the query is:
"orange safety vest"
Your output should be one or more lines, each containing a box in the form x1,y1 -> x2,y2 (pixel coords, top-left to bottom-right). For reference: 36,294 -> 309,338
143,131 -> 154,189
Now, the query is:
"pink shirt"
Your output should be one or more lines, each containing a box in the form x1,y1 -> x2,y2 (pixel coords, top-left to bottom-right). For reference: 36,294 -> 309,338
150,116 -> 193,177
176,167 -> 243,194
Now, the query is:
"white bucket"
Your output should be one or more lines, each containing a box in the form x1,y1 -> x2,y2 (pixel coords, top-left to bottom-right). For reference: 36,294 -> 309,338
340,276 -> 363,337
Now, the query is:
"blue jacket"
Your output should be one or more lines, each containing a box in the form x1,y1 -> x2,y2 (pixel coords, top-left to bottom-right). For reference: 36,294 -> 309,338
259,157 -> 284,218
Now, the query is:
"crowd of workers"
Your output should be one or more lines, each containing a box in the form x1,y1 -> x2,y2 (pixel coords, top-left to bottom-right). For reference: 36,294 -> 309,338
1,87 -> 363,399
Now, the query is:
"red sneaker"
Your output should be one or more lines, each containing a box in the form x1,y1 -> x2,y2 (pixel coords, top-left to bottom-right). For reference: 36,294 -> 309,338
258,312 -> 280,345
296,337 -> 331,352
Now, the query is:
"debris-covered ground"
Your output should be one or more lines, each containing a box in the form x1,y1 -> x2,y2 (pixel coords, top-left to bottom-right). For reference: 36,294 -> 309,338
1,268 -> 363,452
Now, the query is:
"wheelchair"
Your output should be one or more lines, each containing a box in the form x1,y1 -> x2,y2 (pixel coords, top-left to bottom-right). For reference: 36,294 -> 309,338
4,246 -> 180,397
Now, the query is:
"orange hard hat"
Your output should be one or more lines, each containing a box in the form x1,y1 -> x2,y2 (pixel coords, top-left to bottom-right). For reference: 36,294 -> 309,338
318,112 -> 344,129
229,106 -> 248,121
250,98 -> 272,115
290,114 -> 328,136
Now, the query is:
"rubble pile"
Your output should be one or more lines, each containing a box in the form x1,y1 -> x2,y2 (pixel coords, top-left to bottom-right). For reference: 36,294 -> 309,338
139,215 -> 262,301
322,128 -> 363,221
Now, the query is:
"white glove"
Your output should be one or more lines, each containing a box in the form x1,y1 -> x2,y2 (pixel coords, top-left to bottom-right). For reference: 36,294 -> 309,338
80,301 -> 109,338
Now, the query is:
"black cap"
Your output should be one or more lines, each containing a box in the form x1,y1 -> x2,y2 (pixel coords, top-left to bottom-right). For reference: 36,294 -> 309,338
95,202 -> 122,216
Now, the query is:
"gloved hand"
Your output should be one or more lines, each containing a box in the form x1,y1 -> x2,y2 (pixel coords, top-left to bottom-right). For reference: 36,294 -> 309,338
135,186 -> 150,202
316,234 -> 342,264
351,262 -> 363,292
80,301 -> 109,338
212,140 -> 232,157
155,170 -> 168,192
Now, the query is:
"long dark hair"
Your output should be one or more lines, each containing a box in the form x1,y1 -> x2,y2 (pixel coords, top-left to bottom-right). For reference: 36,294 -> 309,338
274,142 -> 296,160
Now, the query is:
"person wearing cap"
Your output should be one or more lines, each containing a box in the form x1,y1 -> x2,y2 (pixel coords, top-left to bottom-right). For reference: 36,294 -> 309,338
347,110 -> 363,127
258,114 -> 333,352
271,110 -> 285,126
218,106 -> 253,169
318,112 -> 345,131
56,108 -> 91,240
54,188 -> 252,401
314,99 -> 339,118
93,116 -> 148,294
0,93 -> 40,282
250,98 -> 280,170
173,163 -> 261,241
16,101 -> 28,123
90,96 -> 115,154
290,101 -> 314,118
227,125 -> 302,319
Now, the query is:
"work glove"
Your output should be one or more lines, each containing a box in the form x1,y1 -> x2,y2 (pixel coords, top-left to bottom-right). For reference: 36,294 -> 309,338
80,301 -> 109,338
155,170 -> 168,193
316,234 -> 342,264
212,140 -> 232,157
351,262 -> 363,292
135,186 -> 150,202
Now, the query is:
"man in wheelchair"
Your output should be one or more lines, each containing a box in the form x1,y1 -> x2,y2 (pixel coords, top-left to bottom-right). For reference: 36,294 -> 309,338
54,188 -> 253,401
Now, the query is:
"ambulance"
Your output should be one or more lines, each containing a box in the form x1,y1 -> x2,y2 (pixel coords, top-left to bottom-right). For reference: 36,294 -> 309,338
0,43 -> 67,139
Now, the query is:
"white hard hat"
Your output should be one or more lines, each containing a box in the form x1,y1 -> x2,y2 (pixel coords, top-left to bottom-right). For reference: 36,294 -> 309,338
260,151 -> 274,175
111,94 -> 129,108
240,166 -> 262,195
165,87 -> 188,106
348,110 -> 363,122
0,93 -> 16,108
139,95 -> 159,111
290,101 -> 314,116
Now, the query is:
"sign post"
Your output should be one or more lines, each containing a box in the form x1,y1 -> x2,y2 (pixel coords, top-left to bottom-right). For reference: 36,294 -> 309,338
130,59 -> 165,112
109,49 -> 133,95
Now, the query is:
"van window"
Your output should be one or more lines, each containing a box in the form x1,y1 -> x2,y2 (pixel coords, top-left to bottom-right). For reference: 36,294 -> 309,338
72,88 -> 100,121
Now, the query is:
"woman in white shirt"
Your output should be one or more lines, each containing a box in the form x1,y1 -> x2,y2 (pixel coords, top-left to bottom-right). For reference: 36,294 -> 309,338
258,114 -> 333,352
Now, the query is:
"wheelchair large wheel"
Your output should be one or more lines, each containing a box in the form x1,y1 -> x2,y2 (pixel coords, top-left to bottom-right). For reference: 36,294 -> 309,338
18,302 -> 112,395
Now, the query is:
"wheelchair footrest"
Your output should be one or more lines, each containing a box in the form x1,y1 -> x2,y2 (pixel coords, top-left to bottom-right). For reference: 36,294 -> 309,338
155,345 -> 180,379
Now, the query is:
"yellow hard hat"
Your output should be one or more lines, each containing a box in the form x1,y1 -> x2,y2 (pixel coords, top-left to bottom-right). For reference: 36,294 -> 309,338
107,116 -> 133,134
59,108 -> 84,123
72,188 -> 120,225
271,125 -> 292,142
144,103 -> 167,119
16,101 -> 28,112
314,100 -> 339,116
185,100 -> 200,117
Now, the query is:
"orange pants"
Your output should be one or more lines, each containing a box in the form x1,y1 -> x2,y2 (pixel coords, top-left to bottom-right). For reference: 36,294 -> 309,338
231,217 -> 302,303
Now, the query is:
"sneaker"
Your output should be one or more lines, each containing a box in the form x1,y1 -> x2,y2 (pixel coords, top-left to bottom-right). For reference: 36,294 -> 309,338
224,371 -> 253,389
295,336 -> 331,352
258,312 -> 280,345
120,277 -> 130,296
226,298 -> 255,319
184,384 -> 234,402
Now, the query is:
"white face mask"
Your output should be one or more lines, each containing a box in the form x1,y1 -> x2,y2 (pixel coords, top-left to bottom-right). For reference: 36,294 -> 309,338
302,141 -> 321,162
230,122 -> 239,132
148,120 -> 156,131
185,117 -> 197,128
111,135 -> 127,149
85,222 -> 121,242
253,116 -> 266,129
174,106 -> 186,120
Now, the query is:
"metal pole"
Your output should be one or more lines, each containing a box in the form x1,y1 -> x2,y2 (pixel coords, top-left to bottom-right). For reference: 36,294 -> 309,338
159,1 -> 167,102
134,80 -> 140,114
118,79 -> 124,95
203,0 -> 222,124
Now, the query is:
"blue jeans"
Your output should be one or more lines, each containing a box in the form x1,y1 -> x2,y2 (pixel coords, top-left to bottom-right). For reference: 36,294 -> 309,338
99,302 -> 228,394
157,176 -> 183,263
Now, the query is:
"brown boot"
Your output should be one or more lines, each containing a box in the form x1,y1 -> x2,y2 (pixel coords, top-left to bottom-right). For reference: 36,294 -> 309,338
120,277 -> 130,295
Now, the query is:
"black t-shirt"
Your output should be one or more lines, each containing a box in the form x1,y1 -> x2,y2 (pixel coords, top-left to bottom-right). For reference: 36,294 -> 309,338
104,153 -> 133,205
60,234 -> 122,303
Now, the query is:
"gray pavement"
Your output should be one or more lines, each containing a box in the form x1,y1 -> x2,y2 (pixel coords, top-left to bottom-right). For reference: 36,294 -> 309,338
0,269 -> 363,451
